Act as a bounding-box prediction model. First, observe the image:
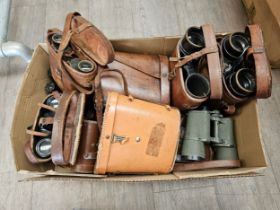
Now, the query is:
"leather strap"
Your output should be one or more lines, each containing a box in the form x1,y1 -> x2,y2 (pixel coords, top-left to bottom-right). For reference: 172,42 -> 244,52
173,160 -> 241,171
246,25 -> 272,98
202,24 -> 223,99
51,91 -> 76,165
94,69 -> 129,130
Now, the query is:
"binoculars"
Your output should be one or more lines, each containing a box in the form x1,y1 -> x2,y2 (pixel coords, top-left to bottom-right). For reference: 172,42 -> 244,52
179,27 -> 210,99
180,110 -> 238,161
221,32 -> 256,97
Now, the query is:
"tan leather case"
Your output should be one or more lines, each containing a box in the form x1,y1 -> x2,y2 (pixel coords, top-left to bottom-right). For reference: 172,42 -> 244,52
94,92 -> 180,174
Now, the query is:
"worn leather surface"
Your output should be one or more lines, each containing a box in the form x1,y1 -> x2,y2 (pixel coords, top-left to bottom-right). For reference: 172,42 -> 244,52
72,120 -> 99,173
221,24 -> 272,107
94,92 -> 180,174
51,91 -> 85,166
170,24 -> 222,110
246,24 -> 272,98
47,12 -> 114,93
101,51 -> 170,104
173,160 -> 240,171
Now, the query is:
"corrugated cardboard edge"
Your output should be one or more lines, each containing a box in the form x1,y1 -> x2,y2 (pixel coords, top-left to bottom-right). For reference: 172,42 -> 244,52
10,47 -> 37,171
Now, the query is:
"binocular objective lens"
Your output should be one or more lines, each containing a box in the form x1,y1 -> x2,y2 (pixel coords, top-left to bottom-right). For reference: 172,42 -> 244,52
185,74 -> 210,98
35,138 -> 51,158
78,60 -> 94,73
52,33 -> 62,44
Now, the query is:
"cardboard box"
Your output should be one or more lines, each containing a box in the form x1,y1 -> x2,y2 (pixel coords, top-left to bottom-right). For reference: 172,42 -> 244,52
10,37 -> 267,181
242,0 -> 280,68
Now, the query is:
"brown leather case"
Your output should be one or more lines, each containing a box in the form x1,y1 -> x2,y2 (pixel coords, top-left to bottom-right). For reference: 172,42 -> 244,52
72,120 -> 99,173
24,92 -> 60,164
47,28 -> 98,94
94,92 -> 181,174
99,51 -> 170,104
51,91 -> 86,166
47,12 -> 114,93
170,24 -> 222,110
221,24 -> 272,109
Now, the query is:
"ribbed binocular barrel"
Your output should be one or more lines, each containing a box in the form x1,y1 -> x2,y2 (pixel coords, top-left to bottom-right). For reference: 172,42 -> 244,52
212,117 -> 238,160
181,110 -> 211,161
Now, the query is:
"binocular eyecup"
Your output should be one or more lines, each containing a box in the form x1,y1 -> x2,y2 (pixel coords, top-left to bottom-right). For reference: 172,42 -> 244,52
184,73 -> 210,99
180,27 -> 205,56
222,32 -> 250,61
35,138 -> 51,159
227,68 -> 256,97
70,58 -> 95,73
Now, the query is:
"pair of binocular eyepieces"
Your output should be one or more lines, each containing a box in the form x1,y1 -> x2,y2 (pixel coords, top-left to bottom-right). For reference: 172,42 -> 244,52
179,27 -> 210,99
34,95 -> 59,159
221,32 -> 256,97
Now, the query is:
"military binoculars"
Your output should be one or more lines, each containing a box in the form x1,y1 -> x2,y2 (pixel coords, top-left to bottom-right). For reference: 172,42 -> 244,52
220,32 -> 256,97
180,110 -> 238,161
179,27 -> 210,99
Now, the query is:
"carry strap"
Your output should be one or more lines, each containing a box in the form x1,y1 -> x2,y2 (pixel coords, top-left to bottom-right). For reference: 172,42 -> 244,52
173,160 -> 240,171
246,24 -> 272,98
94,69 -> 129,130
51,91 -> 76,165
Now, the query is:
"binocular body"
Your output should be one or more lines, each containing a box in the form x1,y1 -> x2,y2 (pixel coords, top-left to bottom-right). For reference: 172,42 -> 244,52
180,110 -> 238,162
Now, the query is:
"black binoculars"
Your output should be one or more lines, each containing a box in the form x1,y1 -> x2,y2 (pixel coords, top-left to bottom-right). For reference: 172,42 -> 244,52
179,27 -> 210,99
221,32 -> 256,97
180,110 -> 238,161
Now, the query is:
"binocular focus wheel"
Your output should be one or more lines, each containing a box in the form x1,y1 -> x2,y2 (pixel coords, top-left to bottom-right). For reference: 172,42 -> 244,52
35,138 -> 51,158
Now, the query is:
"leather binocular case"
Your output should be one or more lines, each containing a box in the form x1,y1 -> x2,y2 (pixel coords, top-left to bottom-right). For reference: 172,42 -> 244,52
51,91 -> 86,166
72,120 -> 99,173
47,12 -> 115,94
170,24 -> 223,110
24,92 -> 60,164
99,51 -> 170,105
174,110 -> 240,172
94,92 -> 180,175
221,25 -> 272,112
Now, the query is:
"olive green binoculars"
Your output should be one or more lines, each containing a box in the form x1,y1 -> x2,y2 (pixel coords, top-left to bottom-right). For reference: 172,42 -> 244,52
181,110 -> 238,161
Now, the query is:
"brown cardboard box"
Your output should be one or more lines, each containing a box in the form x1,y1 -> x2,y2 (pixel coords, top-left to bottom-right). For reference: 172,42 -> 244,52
10,37 -> 267,181
242,0 -> 280,68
